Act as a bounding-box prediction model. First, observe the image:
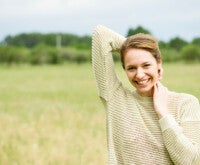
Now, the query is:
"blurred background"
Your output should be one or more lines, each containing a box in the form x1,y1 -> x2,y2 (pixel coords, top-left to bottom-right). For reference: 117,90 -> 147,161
0,0 -> 199,164
0,0 -> 200,64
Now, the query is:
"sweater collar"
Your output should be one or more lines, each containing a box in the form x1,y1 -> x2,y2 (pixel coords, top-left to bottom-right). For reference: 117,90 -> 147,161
132,90 -> 153,102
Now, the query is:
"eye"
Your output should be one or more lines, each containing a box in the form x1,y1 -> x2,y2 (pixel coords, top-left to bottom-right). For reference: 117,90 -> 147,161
143,63 -> 150,68
126,66 -> 136,71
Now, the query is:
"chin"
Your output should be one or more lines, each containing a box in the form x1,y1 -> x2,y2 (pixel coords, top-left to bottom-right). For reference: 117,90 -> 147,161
137,87 -> 153,97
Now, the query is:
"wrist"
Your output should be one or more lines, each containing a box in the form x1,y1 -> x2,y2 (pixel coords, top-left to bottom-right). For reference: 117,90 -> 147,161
159,114 -> 177,132
157,110 -> 169,119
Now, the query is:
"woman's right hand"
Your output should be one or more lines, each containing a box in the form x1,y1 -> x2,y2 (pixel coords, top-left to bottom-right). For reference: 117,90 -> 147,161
153,82 -> 169,119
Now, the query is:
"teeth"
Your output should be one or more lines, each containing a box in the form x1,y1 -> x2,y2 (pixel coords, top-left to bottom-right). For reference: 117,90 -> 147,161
137,80 -> 148,85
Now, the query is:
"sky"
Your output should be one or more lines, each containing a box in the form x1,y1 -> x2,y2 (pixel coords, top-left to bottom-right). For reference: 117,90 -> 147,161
0,0 -> 200,42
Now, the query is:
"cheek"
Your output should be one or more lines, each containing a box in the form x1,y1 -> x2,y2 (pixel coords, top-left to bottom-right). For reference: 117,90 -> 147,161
126,72 -> 134,81
126,72 -> 131,80
150,69 -> 159,80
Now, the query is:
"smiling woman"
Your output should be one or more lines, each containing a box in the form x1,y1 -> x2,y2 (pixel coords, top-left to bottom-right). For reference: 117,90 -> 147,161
92,25 -> 200,165
124,48 -> 161,97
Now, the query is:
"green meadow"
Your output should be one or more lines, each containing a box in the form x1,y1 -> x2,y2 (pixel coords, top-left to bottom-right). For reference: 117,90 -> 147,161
0,62 -> 199,165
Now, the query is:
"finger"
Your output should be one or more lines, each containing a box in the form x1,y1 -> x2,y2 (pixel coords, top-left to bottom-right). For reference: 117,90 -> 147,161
156,82 -> 160,88
157,82 -> 164,89
157,81 -> 162,86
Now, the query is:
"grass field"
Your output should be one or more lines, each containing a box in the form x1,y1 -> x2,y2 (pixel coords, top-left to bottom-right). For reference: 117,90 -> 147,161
0,62 -> 199,165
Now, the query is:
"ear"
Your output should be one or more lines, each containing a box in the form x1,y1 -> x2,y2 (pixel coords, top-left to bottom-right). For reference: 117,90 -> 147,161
157,62 -> 163,80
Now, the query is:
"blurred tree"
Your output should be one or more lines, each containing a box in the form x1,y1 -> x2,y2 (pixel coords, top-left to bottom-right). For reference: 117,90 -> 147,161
61,34 -> 79,46
168,37 -> 188,51
3,33 -> 91,49
44,33 -> 56,46
159,41 -> 169,49
126,25 -> 151,37
5,33 -> 44,48
192,37 -> 200,46
181,44 -> 200,62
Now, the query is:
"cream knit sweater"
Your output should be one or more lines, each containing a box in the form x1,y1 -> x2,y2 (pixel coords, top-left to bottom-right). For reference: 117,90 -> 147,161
92,25 -> 200,165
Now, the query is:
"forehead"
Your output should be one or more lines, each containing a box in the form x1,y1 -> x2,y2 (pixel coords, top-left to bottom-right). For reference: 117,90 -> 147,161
124,48 -> 157,65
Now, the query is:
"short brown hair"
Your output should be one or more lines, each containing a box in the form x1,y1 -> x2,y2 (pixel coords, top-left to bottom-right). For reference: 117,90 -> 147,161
120,33 -> 162,69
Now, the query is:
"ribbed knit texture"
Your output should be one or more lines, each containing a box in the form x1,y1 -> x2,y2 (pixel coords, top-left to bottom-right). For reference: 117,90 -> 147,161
92,25 -> 200,165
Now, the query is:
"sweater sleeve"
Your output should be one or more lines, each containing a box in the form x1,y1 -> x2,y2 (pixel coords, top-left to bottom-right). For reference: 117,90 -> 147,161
159,95 -> 200,165
92,25 -> 125,101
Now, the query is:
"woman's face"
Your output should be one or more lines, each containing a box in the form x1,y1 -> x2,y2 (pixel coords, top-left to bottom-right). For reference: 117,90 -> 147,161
124,48 -> 162,97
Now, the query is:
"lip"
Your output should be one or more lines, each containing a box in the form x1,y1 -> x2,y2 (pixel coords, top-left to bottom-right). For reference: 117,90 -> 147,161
135,78 -> 150,88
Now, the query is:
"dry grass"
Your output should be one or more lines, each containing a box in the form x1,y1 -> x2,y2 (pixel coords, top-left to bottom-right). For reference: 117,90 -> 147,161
0,64 -> 106,165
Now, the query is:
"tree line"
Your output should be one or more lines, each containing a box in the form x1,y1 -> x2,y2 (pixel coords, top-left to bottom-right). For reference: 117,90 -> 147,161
0,26 -> 200,64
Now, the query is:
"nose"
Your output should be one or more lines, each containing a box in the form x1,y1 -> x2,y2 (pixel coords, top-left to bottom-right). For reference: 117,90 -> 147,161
135,68 -> 145,79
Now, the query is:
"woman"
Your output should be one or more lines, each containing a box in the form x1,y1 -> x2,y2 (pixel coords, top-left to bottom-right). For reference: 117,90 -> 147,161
92,25 -> 200,165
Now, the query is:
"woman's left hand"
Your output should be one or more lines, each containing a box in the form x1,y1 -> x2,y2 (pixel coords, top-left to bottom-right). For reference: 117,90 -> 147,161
153,82 -> 169,118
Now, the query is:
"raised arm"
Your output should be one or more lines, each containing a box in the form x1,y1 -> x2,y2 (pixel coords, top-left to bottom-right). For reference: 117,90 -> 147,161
92,25 -> 125,101
159,95 -> 200,164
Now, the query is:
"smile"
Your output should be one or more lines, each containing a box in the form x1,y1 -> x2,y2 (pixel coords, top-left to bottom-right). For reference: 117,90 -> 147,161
135,79 -> 150,85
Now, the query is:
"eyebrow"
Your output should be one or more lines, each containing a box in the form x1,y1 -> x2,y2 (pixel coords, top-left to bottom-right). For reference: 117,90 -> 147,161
126,62 -> 150,67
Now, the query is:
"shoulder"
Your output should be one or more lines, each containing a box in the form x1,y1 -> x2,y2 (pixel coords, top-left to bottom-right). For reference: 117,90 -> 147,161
168,91 -> 199,103
168,91 -> 200,121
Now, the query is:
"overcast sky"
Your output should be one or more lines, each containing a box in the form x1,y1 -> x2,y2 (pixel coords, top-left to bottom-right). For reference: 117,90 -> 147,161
0,0 -> 200,42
